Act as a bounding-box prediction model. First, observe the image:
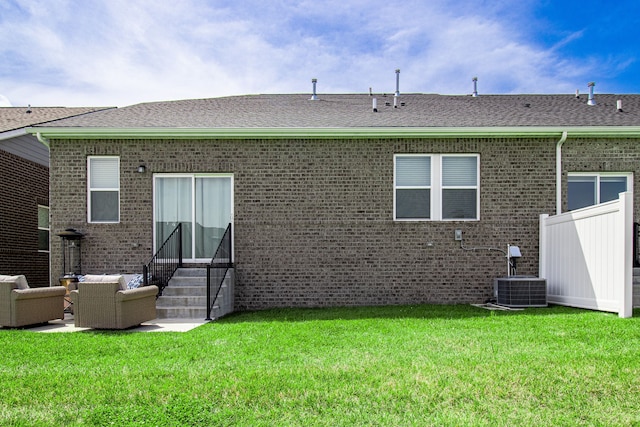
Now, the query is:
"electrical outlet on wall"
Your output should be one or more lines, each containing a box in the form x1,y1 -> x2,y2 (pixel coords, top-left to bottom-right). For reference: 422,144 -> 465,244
454,229 -> 463,241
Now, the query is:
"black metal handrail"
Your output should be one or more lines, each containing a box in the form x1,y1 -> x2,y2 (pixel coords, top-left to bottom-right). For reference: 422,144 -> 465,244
143,223 -> 183,296
206,223 -> 233,320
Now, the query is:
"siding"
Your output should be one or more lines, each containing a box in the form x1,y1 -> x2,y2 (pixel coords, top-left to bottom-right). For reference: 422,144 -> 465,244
0,134 -> 49,167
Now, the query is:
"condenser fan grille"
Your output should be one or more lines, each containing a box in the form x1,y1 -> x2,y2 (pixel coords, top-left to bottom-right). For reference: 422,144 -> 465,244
494,277 -> 547,308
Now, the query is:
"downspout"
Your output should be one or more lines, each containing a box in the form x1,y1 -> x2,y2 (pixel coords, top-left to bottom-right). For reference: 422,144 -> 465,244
36,132 -> 50,149
556,131 -> 568,215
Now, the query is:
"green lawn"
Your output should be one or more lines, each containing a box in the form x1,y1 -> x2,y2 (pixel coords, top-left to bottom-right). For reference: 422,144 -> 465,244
1,305 -> 639,426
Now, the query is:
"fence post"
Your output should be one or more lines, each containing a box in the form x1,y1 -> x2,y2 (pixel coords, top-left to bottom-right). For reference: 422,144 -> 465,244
178,223 -> 183,268
620,192 -> 633,318
539,214 -> 549,280
634,222 -> 640,268
143,265 -> 148,286
206,264 -> 212,320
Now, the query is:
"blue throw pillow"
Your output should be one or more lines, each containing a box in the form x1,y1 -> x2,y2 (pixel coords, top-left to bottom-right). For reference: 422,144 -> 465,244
127,274 -> 144,289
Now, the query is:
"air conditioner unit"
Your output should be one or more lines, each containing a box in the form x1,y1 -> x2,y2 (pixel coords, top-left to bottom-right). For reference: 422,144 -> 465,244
494,277 -> 547,308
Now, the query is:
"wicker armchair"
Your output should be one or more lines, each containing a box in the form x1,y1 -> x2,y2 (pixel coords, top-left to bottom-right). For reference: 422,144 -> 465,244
0,275 -> 66,327
70,275 -> 158,329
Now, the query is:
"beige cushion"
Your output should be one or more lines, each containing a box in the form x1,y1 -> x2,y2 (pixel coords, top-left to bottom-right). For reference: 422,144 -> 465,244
82,274 -> 127,290
0,274 -> 29,289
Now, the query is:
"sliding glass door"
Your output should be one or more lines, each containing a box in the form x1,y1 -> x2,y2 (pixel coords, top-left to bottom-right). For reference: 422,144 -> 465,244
154,174 -> 232,261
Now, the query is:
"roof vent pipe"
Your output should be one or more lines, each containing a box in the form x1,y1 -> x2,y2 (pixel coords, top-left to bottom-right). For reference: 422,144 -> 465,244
575,89 -> 580,98
395,69 -> 400,96
472,77 -> 478,97
310,78 -> 319,100
617,100 -> 623,112
587,82 -> 596,106
372,97 -> 378,112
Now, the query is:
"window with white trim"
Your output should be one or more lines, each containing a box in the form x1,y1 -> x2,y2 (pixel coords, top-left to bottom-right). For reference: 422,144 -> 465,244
567,172 -> 632,211
37,205 -> 49,252
394,154 -> 479,220
88,156 -> 120,223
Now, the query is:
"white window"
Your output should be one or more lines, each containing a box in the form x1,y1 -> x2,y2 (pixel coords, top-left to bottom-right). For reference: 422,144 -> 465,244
567,173 -> 632,211
38,205 -> 49,252
88,156 -> 120,223
394,154 -> 479,221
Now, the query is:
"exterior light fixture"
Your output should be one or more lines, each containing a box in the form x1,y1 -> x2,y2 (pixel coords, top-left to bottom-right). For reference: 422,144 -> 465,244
57,228 -> 84,276
57,228 -> 83,312
137,164 -> 146,173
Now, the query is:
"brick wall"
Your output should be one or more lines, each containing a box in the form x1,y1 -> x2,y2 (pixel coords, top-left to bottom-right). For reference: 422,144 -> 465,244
48,136 -> 640,308
562,138 -> 640,212
0,150 -> 50,286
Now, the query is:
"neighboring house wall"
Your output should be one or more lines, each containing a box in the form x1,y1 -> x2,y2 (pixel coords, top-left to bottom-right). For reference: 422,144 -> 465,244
49,136 -> 639,309
0,149 -> 49,286
1,133 -> 49,166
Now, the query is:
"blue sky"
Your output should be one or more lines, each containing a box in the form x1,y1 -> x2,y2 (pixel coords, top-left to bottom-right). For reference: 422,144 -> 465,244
1,0 -> 639,107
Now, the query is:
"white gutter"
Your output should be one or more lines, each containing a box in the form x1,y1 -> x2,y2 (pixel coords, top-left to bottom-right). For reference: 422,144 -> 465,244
25,126 -> 640,140
0,128 -> 28,141
555,131 -> 568,215
35,132 -> 50,148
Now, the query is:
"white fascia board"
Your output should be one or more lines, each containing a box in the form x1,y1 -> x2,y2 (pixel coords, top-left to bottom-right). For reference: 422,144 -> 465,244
0,128 -> 28,141
26,126 -> 640,140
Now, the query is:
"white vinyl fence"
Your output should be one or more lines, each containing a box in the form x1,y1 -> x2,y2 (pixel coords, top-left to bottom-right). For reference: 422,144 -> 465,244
539,192 -> 633,318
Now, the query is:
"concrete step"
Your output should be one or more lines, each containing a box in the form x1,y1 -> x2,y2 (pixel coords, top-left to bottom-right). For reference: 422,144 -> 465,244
157,292 -> 226,308
156,295 -> 208,307
162,286 -> 208,296
156,267 -> 233,319
156,306 -> 230,320
168,276 -> 207,286
173,268 -> 208,277
157,307 -> 208,319
156,302 -> 228,320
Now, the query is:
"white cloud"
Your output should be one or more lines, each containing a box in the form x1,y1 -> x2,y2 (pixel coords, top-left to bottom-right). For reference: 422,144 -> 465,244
0,94 -> 11,106
0,0 -> 623,107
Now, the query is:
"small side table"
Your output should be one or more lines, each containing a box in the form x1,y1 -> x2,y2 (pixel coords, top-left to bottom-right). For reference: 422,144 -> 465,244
59,275 -> 79,313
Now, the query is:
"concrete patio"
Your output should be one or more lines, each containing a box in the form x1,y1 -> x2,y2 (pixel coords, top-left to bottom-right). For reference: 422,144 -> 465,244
26,313 -> 208,333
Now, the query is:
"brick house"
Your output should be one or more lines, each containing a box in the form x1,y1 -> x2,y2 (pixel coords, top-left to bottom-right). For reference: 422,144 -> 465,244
0,107 -> 109,286
30,92 -> 640,309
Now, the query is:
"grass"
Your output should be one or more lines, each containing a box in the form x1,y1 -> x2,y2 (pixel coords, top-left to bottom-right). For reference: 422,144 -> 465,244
1,305 -> 640,426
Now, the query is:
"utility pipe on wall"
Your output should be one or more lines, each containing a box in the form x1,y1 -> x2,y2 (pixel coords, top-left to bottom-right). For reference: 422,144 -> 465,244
556,131 -> 568,215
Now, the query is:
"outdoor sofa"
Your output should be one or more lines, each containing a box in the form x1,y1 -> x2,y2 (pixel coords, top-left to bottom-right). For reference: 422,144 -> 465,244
71,274 -> 158,329
0,274 -> 66,327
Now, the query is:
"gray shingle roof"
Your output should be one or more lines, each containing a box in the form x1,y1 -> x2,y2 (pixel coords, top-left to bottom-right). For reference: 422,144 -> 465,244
36,93 -> 640,129
0,106 -> 112,132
